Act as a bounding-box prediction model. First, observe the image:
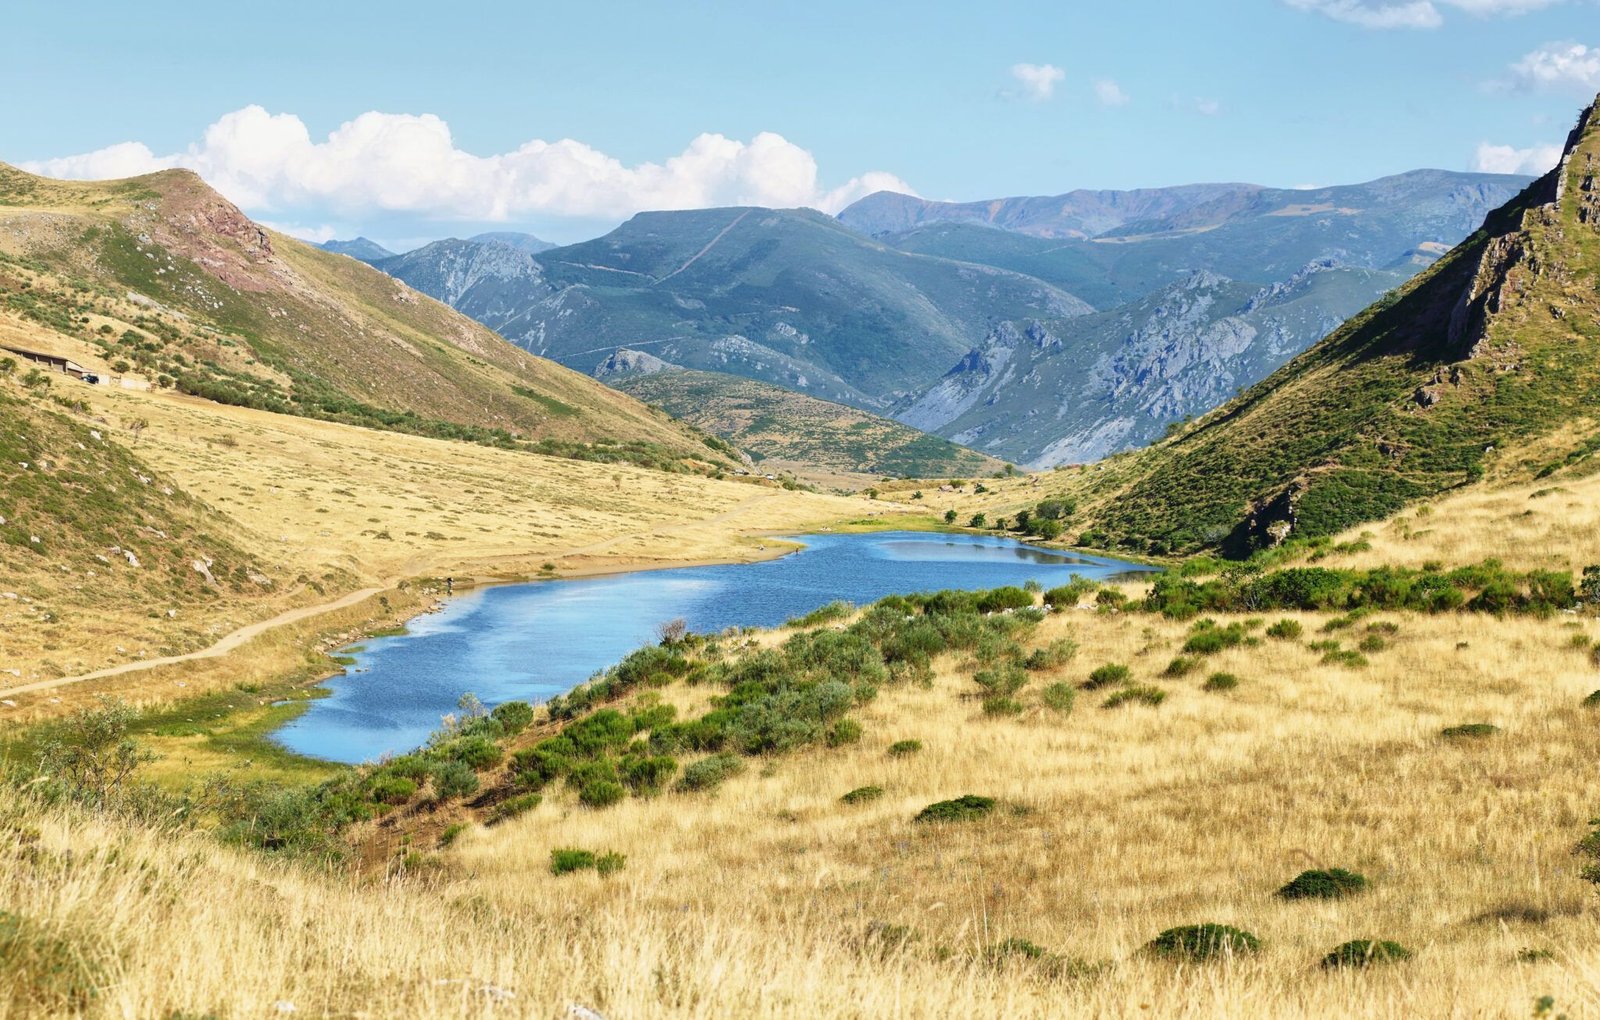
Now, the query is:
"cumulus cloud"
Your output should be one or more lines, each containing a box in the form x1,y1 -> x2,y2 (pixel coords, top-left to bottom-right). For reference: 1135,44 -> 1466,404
1471,141 -> 1564,173
1283,0 -> 1561,27
20,106 -> 916,222
1010,63 -> 1065,102
1282,0 -> 1443,28
1506,42 -> 1600,90
1093,79 -> 1131,106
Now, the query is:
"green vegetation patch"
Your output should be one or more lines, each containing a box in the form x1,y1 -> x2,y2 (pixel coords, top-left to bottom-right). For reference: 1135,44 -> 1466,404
1441,723 -> 1499,739
1146,923 -> 1262,962
1277,867 -> 1368,901
841,785 -> 885,805
914,794 -> 996,824
549,848 -> 626,876
1320,939 -> 1412,969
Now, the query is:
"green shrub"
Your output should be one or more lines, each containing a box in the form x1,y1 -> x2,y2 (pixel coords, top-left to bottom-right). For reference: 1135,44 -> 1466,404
1084,663 -> 1131,689
1183,620 -> 1248,655
1043,578 -> 1096,609
677,753 -> 743,792
789,601 -> 853,628
914,794 -> 996,823
1163,656 -> 1199,678
841,785 -> 885,805
982,696 -> 1024,716
1320,939 -> 1412,968
0,910 -> 104,1014
1041,682 -> 1076,713
1145,923 -> 1261,961
442,734 -> 503,771
1103,685 -> 1166,709
887,739 -> 923,758
1357,634 -> 1387,653
1203,672 -> 1240,692
429,760 -> 480,800
618,754 -> 677,794
1321,648 -> 1368,668
1276,868 -> 1368,900
1441,723 -> 1499,739
549,848 -> 622,876
439,822 -> 467,847
826,718 -> 864,747
975,660 -> 1027,696
985,937 -> 1047,963
578,779 -> 626,808
490,700 -> 536,734
367,775 -> 418,806
976,587 -> 1035,614
486,793 -> 542,825
1266,620 -> 1302,640
1023,638 -> 1077,670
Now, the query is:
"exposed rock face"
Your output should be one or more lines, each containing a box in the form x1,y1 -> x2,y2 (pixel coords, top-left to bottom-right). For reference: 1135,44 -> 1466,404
594,348 -> 675,378
1229,477 -> 1311,553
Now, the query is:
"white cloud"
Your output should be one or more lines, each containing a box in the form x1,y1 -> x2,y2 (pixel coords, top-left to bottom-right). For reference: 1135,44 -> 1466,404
20,106 -> 916,222
1283,0 -> 1558,26
1282,0 -> 1443,29
1194,97 -> 1223,116
1507,42 -> 1600,90
1445,0 -> 1563,13
1010,63 -> 1066,102
1471,140 -> 1564,173
1093,79 -> 1131,106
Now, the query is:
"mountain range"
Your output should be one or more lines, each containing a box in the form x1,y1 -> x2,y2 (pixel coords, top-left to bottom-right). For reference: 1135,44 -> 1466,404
341,169 -> 1530,469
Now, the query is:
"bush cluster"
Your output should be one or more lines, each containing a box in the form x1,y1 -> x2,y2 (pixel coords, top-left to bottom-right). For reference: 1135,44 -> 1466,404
1145,562 -> 1578,620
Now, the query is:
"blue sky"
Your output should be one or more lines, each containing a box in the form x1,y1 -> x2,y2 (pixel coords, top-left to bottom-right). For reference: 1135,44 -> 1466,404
3,0 -> 1597,247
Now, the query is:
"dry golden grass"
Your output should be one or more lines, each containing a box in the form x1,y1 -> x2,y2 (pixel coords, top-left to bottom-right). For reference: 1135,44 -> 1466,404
1304,465 -> 1600,575
0,382 -> 865,698
6,603 -> 1598,1017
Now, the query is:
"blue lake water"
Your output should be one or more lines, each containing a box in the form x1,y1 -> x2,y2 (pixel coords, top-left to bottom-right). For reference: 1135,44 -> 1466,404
272,532 -> 1153,764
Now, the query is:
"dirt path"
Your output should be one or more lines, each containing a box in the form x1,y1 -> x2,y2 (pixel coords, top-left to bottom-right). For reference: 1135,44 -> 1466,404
5,492 -> 798,702
1,586 -> 385,700
653,209 -> 749,285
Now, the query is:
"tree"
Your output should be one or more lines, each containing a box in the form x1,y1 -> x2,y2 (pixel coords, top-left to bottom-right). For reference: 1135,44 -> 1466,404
943,509 -> 958,525
21,368 -> 51,391
1036,519 -> 1064,541
968,512 -> 987,528
1013,509 -> 1033,534
38,698 -> 150,805
1036,497 -> 1076,521
0,357 -> 15,377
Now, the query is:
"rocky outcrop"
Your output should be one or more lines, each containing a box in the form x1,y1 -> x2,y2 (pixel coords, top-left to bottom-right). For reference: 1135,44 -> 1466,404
594,348 -> 675,378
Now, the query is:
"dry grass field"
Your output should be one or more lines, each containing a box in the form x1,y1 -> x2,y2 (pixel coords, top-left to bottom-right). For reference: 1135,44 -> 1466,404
4,593 -> 1598,1018
0,378 -> 873,705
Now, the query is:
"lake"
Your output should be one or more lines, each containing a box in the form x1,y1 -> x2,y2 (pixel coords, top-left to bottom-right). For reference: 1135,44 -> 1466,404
272,531 -> 1153,763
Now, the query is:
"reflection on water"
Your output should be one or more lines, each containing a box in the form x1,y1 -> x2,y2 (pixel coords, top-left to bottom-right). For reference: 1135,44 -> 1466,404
272,532 -> 1153,763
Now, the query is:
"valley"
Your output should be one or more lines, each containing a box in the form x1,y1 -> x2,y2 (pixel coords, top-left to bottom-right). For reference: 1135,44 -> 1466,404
2,5 -> 1600,1010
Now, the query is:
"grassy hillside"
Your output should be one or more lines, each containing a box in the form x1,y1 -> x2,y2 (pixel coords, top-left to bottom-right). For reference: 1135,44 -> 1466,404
611,365 -> 1005,478
0,162 -> 726,469
1055,97 -> 1600,557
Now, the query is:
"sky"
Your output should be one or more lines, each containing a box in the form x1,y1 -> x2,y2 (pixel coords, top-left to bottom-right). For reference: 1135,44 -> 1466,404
3,0 -> 1597,249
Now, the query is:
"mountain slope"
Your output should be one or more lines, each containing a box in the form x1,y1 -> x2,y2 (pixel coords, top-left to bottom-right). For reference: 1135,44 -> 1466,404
1067,96 -> 1600,557
376,207 -> 1093,408
897,261 -> 1408,465
599,355 -> 1005,477
0,163 -> 722,465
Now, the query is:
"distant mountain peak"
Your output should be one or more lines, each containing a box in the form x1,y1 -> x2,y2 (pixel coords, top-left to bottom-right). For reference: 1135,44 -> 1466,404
468,231 -> 557,254
318,237 -> 395,263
